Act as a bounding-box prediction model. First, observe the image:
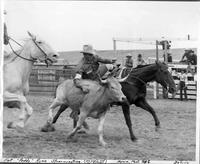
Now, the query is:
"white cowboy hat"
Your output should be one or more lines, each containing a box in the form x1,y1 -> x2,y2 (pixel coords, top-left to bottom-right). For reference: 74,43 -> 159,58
80,44 -> 96,55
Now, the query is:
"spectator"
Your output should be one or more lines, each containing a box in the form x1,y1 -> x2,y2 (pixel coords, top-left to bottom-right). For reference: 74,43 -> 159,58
136,54 -> 146,66
177,70 -> 188,101
188,50 -> 197,65
125,54 -> 133,68
180,49 -> 190,63
167,53 -> 172,62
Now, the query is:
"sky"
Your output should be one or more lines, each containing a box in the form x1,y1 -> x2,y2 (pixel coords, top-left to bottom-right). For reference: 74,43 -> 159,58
3,0 -> 200,51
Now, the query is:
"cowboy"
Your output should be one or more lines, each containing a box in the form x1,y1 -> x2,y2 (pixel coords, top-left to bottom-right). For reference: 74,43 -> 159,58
177,70 -> 188,101
136,54 -> 146,66
180,49 -> 193,64
4,10 -> 9,45
125,54 -> 133,68
188,50 -> 197,65
74,44 -> 116,92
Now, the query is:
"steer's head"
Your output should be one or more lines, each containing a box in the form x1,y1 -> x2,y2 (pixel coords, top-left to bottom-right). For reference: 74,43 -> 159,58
100,76 -> 127,103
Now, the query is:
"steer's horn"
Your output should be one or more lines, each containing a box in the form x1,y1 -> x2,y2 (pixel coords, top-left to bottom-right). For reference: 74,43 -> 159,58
100,79 -> 108,84
118,76 -> 128,82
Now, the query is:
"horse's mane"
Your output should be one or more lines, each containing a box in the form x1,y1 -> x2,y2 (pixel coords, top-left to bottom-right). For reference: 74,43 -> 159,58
129,63 -> 156,76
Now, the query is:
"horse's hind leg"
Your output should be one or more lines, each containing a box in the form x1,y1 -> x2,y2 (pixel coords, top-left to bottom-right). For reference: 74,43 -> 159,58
135,98 -> 160,131
41,98 -> 63,132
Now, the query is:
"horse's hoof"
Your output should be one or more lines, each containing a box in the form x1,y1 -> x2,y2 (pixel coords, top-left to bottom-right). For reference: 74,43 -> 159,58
131,137 -> 138,142
41,123 -> 55,132
155,125 -> 161,132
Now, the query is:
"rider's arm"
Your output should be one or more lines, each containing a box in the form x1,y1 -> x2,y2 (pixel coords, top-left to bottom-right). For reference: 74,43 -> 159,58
95,55 -> 114,64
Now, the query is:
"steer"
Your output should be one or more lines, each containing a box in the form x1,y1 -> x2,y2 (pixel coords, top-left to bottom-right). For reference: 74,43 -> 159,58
41,76 -> 127,146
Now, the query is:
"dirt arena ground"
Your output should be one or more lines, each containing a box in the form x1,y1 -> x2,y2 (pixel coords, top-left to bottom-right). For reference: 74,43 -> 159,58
3,95 -> 196,160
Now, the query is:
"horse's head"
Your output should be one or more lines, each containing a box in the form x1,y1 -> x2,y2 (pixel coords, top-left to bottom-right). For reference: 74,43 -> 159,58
27,31 -> 59,65
155,61 -> 176,94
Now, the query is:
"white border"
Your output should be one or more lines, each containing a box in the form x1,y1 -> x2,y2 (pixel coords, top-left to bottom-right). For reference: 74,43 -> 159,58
1,1 -> 199,164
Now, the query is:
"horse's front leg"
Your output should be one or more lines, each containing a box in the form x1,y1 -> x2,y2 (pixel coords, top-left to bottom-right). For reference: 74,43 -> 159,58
98,112 -> 107,147
135,98 -> 160,131
122,104 -> 137,141
41,98 -> 62,132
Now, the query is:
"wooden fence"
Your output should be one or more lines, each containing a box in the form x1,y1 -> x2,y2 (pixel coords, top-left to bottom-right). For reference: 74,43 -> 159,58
29,64 -> 76,95
29,63 -> 196,100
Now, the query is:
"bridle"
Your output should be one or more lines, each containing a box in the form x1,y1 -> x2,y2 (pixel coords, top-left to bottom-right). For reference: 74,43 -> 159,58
8,36 -> 51,66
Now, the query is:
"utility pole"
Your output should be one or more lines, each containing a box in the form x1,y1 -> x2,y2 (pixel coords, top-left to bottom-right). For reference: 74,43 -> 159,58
163,41 -> 168,99
155,40 -> 159,99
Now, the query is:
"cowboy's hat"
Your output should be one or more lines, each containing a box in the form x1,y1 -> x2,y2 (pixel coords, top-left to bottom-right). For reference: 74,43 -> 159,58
80,44 -> 96,55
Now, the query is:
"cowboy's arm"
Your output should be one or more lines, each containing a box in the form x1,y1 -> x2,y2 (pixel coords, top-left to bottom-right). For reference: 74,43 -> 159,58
95,55 -> 114,64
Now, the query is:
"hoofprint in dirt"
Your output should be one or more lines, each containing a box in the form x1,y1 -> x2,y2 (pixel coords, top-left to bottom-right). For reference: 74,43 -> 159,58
3,95 -> 196,160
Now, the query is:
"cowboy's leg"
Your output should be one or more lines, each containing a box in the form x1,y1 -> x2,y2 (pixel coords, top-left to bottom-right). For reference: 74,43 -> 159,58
184,83 -> 187,100
180,82 -> 183,101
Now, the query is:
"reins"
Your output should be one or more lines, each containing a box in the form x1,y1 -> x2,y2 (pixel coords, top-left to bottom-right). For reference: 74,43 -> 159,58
7,36 -> 50,66
8,41 -> 37,62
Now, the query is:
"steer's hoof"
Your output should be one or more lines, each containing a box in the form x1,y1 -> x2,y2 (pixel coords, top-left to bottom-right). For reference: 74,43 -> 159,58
41,123 -> 55,132
100,141 -> 107,147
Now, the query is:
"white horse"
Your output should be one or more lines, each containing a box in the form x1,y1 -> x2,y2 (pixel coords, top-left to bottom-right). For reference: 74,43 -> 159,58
4,31 -> 59,130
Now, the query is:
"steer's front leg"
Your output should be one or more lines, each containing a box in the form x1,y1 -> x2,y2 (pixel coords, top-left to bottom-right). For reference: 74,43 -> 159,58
67,111 -> 88,139
98,112 -> 107,147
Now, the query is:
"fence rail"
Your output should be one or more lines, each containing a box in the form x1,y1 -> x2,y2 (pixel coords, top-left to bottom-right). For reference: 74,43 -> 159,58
29,63 -> 196,100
